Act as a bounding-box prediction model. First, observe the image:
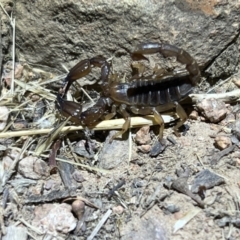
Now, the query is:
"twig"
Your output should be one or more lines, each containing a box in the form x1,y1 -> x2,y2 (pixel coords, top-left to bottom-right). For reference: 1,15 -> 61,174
190,89 -> 240,103
87,209 -> 112,240
0,115 -> 174,138
128,130 -> 132,164
211,145 -> 235,164
10,18 -> 15,94
18,218 -> 44,235
206,75 -> 234,93
0,3 -> 11,20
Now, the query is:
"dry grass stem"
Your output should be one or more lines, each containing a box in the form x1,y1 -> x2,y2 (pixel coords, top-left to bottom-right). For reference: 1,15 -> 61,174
14,79 -> 56,101
190,89 -> 240,103
10,18 -> 15,95
87,209 -> 112,240
34,117 -> 70,156
0,115 -> 174,139
18,218 -> 44,235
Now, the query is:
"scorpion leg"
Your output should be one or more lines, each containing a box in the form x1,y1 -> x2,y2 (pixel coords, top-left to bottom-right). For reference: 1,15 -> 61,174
173,102 -> 188,136
152,108 -> 164,140
104,104 -> 117,120
111,104 -> 130,141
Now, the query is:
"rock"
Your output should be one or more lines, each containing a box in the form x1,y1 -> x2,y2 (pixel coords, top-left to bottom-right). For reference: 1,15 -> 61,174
72,200 -> 85,220
18,156 -> 49,180
137,144 -> 151,153
120,205 -> 169,240
32,203 -> 77,235
112,205 -> 125,215
2,225 -> 27,240
196,98 -> 227,123
98,131 -> 129,169
214,135 -> 232,150
149,139 -> 167,157
135,126 -> 151,145
189,110 -> 199,120
3,0 -> 237,78
191,169 -> 225,194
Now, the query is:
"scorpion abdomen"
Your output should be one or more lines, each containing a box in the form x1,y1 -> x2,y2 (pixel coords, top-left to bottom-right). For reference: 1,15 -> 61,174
117,75 -> 193,106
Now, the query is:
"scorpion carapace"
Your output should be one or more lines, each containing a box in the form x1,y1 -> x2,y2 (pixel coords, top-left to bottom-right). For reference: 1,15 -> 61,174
57,42 -> 201,140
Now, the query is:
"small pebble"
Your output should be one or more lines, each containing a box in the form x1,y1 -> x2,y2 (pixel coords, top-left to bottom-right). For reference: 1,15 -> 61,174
112,205 -> 124,215
214,135 -> 232,150
72,200 -> 85,220
189,110 -> 199,120
149,139 -> 167,157
135,126 -> 151,145
196,98 -> 227,123
191,169 -> 225,193
137,144 -> 151,153
233,78 -> 240,87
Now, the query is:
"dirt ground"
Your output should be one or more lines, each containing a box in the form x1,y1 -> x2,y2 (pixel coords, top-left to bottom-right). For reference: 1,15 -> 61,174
1,59 -> 240,240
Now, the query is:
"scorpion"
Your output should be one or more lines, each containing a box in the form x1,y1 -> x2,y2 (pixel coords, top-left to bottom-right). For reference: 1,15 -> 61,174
57,42 -> 201,140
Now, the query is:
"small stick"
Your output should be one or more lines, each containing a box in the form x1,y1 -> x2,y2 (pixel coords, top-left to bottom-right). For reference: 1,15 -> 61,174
87,209 -> 112,240
18,218 -> 44,235
190,89 -> 240,104
0,115 -> 174,138
107,179 -> 126,199
10,18 -> 15,95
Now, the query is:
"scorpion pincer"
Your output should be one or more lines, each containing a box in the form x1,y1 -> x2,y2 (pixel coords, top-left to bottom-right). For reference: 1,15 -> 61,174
57,42 -> 201,140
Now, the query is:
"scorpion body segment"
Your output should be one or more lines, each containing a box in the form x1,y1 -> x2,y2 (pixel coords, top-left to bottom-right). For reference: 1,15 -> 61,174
109,75 -> 193,107
57,42 -> 200,139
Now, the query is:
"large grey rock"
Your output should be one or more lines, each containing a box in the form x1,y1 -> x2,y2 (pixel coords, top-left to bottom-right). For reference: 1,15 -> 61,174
11,0 -> 240,76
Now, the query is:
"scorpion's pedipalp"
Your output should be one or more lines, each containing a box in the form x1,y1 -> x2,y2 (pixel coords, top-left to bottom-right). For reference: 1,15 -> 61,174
63,60 -> 91,95
62,56 -> 111,97
56,94 -> 83,124
79,97 -> 111,125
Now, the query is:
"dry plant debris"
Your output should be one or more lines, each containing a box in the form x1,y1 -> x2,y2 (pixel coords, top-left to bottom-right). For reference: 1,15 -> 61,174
1,59 -> 240,239
1,60 -> 240,239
